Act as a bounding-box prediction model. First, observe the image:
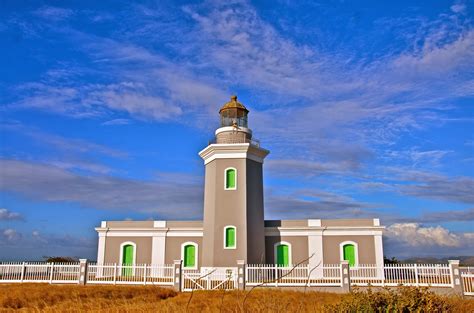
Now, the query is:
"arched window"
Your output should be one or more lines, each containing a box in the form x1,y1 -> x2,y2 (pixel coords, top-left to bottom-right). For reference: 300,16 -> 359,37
225,168 -> 237,190
181,242 -> 198,269
340,241 -> 358,267
119,241 -> 136,276
274,242 -> 292,267
224,226 -> 236,249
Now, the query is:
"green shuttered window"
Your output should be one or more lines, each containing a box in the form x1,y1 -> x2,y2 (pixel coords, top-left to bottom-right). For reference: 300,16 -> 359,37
343,244 -> 356,267
225,168 -> 236,189
225,226 -> 236,248
183,244 -> 196,268
276,244 -> 290,267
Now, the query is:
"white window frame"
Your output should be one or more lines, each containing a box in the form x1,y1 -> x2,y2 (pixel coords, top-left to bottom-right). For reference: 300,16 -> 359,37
339,241 -> 359,266
224,167 -> 237,190
223,225 -> 237,249
119,241 -> 137,276
181,241 -> 198,269
274,241 -> 292,268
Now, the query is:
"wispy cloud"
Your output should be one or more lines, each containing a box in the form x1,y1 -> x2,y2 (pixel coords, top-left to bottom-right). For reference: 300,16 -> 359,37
394,169 -> 474,204
265,188 -> 377,220
451,4 -> 466,14
0,159 -> 203,218
101,118 -> 131,126
422,207 -> 474,223
33,6 -> 74,21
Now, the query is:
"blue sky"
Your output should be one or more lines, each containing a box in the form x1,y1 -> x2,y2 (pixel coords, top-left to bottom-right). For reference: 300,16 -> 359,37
0,0 -> 473,260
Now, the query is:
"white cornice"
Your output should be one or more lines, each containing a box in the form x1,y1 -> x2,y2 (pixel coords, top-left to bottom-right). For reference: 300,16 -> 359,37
264,226 -> 385,237
198,143 -> 270,165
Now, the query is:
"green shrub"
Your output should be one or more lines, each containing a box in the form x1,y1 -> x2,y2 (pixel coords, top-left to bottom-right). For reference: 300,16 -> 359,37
325,286 -> 453,313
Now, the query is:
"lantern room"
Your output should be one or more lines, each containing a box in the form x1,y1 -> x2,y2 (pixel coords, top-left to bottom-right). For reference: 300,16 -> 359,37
219,95 -> 249,128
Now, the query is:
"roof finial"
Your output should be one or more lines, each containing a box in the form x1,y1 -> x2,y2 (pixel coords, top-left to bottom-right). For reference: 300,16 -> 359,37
231,95 -> 237,101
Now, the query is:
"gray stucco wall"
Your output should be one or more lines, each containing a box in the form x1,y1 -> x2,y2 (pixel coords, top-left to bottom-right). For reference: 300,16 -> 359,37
246,159 -> 266,263
323,236 -> 376,264
202,158 -> 248,266
104,237 -> 152,264
164,237 -> 203,266
265,236 -> 309,264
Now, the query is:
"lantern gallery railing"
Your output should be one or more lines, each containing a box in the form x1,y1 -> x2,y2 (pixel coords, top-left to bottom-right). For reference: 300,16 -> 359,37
0,260 -> 471,295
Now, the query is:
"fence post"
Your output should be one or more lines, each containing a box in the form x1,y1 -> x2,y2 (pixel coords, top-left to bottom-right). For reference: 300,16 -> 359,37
49,263 -> 54,284
173,260 -> 182,292
341,261 -> 351,293
237,260 -> 245,290
20,262 -> 26,282
448,260 -> 463,296
78,259 -> 88,285
113,263 -> 117,285
414,264 -> 419,287
275,266 -> 278,287
143,264 -> 147,285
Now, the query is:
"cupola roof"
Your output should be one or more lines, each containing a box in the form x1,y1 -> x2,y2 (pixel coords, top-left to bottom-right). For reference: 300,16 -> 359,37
219,95 -> 249,114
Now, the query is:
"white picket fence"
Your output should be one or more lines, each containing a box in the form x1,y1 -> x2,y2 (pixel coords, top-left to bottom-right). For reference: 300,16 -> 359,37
350,264 -> 452,287
87,263 -> 174,285
0,262 -> 79,283
461,267 -> 474,296
182,267 -> 237,291
246,264 -> 342,286
0,261 -> 472,295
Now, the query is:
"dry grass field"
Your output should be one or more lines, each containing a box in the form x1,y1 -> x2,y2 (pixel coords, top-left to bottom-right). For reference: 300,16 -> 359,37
0,284 -> 473,312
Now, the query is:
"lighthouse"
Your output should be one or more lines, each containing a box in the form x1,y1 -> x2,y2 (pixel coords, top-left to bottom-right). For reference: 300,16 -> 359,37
199,95 -> 270,266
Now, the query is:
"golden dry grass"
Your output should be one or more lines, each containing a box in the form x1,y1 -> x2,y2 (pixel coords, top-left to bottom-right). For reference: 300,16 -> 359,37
0,284 -> 473,312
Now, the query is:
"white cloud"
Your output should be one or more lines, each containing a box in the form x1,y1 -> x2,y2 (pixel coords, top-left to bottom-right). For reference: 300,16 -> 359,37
0,208 -> 23,221
0,229 -> 22,243
385,223 -> 462,247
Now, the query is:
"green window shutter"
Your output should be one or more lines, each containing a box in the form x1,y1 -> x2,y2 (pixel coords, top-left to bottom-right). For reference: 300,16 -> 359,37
225,227 -> 236,248
276,244 -> 289,267
226,169 -> 236,189
184,245 -> 196,268
343,244 -> 356,267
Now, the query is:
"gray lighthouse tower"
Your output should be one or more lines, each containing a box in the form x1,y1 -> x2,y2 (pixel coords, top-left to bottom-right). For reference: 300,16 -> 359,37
199,96 -> 269,267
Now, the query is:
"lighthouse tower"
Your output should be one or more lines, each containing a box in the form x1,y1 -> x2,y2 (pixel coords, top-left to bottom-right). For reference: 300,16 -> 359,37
199,96 -> 269,267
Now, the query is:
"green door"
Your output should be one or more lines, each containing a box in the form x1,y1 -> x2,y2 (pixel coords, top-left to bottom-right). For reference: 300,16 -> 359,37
122,244 -> 134,276
226,169 -> 236,189
343,244 -> 356,267
276,244 -> 289,267
183,245 -> 196,268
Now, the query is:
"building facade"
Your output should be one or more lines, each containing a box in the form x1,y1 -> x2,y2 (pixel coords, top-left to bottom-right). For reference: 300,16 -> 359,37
96,96 -> 385,269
